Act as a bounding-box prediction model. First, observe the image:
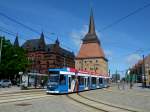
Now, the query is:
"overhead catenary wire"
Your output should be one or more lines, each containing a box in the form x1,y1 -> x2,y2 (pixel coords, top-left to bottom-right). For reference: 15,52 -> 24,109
0,12 -> 73,51
0,28 -> 16,37
0,2 -> 150,54
99,2 -> 150,32
0,12 -> 40,35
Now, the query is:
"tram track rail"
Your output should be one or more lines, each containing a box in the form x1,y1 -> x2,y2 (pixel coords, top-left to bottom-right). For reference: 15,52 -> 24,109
66,94 -> 108,112
0,90 -> 49,104
78,94 -> 140,112
67,93 -> 141,112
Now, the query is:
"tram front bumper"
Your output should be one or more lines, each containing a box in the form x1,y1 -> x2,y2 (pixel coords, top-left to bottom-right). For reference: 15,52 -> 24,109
46,90 -> 59,94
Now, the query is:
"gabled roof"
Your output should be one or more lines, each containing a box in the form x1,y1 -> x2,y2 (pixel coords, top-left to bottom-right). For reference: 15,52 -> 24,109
22,39 -> 40,51
60,48 -> 75,57
22,34 -> 74,57
45,44 -> 54,52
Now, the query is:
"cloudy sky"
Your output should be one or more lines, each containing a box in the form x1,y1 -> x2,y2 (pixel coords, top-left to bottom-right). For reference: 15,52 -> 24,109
0,0 -> 150,76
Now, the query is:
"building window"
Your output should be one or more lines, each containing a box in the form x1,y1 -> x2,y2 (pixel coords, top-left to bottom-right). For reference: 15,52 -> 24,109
96,60 -> 98,63
47,61 -> 49,67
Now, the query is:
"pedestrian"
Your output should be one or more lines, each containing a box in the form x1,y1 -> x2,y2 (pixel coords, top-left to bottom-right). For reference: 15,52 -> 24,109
117,80 -> 120,89
130,82 -> 133,89
41,80 -> 44,88
75,78 -> 79,94
122,79 -> 125,90
71,79 -> 75,92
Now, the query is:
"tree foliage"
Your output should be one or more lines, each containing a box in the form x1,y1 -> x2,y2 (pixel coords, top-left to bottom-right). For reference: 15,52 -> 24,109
0,36 -> 29,79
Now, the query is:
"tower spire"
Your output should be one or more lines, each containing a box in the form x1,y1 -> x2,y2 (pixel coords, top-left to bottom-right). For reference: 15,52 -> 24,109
39,32 -> 45,50
14,33 -> 19,47
55,36 -> 60,45
88,8 -> 96,34
82,8 -> 100,45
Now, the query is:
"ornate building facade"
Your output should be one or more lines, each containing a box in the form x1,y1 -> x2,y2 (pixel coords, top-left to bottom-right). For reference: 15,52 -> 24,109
21,32 -> 75,74
75,10 -> 108,75
130,55 -> 150,86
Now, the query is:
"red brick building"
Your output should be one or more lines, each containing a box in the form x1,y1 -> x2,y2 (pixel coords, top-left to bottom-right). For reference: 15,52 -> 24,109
21,32 -> 75,74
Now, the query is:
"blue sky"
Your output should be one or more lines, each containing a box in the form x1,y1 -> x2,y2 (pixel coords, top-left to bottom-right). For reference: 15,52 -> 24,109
0,0 -> 150,76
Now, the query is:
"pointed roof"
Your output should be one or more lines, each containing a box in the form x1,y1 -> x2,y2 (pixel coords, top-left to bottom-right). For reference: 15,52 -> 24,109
82,9 -> 100,45
40,32 -> 44,40
39,32 -> 45,44
14,34 -> 19,47
77,9 -> 106,60
88,8 -> 95,34
55,37 -> 60,45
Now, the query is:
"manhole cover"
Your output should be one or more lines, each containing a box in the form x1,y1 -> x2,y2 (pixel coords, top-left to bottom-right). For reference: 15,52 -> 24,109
15,103 -> 32,106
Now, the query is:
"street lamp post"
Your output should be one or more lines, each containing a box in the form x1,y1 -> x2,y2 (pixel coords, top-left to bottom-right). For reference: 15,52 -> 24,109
142,55 -> 146,88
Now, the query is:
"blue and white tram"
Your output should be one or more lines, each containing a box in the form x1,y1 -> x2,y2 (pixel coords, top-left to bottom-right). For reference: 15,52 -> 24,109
47,68 -> 110,94
47,68 -> 76,94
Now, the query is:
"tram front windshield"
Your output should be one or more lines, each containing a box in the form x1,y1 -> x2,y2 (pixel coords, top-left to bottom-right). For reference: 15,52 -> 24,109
48,74 -> 59,86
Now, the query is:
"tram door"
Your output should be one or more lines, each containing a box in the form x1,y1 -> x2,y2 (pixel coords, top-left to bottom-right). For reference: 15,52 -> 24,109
96,78 -> 99,88
84,77 -> 88,90
68,76 -> 72,92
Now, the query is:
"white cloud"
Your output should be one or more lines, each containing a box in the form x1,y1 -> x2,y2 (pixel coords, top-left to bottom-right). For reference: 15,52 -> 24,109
69,25 -> 88,48
126,53 -> 141,66
105,50 -> 113,58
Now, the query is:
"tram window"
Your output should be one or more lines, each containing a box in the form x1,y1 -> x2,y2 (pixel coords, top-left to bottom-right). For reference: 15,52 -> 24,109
92,77 -> 96,84
59,75 -> 66,85
49,71 -> 59,74
99,78 -> 103,84
78,76 -> 84,85
71,75 -> 75,80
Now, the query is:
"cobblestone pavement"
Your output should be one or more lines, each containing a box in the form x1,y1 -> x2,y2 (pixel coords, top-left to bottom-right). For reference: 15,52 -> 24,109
80,83 -> 150,112
0,84 -> 150,112
0,91 -> 101,112
0,86 -> 20,93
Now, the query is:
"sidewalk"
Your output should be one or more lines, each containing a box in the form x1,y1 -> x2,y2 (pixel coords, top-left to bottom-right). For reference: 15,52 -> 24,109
110,83 -> 150,96
80,83 -> 150,112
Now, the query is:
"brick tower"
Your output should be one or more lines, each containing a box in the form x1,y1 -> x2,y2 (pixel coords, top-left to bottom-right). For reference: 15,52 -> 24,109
75,9 -> 108,75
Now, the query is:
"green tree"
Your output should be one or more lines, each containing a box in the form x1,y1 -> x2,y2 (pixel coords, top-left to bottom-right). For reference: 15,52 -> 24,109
0,36 -> 29,79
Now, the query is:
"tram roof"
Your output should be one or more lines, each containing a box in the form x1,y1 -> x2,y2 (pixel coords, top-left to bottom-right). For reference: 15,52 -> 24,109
48,68 -> 110,78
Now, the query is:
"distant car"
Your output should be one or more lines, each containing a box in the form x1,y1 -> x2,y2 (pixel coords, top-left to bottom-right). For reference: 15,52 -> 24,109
0,79 -> 12,88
